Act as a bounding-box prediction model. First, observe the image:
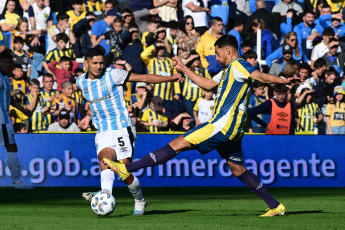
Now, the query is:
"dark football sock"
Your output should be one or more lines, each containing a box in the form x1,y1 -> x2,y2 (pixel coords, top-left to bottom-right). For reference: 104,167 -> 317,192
126,144 -> 177,172
237,170 -> 280,209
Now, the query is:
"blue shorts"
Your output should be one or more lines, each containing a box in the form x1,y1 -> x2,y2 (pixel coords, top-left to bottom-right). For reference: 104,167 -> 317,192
183,122 -> 243,164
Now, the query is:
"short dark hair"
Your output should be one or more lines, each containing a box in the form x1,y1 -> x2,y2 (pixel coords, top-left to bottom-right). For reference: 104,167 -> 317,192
253,80 -> 265,89
13,123 -> 26,133
242,50 -> 257,60
55,33 -> 69,43
30,78 -> 40,86
323,27 -> 335,37
43,73 -> 54,81
273,84 -> 288,93
214,35 -> 238,51
303,10 -> 314,17
122,8 -> 133,15
329,38 -> 339,43
59,56 -> 71,63
85,12 -> 96,17
13,36 -> 24,44
71,0 -> 83,5
114,17 -> 122,23
57,12 -> 69,21
0,49 -> 13,59
234,18 -> 245,27
74,68 -> 84,75
128,23 -> 139,30
314,58 -> 326,69
13,63 -> 23,70
299,62 -> 311,72
242,40 -> 253,49
85,47 -> 105,60
211,17 -> 223,26
168,20 -> 179,30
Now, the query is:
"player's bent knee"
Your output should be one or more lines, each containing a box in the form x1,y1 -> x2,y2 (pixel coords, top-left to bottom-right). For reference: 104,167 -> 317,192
169,135 -> 192,153
228,162 -> 246,177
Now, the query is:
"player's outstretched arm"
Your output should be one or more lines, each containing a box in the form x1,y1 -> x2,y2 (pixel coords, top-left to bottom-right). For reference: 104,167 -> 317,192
128,72 -> 184,84
250,70 -> 299,85
172,56 -> 218,90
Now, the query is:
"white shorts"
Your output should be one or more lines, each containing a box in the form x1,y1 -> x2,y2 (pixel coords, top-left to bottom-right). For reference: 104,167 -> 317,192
0,123 -> 16,146
95,126 -> 136,160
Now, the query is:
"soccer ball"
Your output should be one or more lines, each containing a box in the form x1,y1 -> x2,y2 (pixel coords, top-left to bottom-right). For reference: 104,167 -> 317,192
91,191 -> 116,216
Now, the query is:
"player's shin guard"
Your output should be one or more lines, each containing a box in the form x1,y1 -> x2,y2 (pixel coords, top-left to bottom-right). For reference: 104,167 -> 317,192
7,152 -> 20,183
101,169 -> 115,193
237,170 -> 280,209
126,144 -> 177,172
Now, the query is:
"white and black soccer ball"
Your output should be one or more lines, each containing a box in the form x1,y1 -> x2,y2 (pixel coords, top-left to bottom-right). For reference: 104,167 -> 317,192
91,191 -> 116,216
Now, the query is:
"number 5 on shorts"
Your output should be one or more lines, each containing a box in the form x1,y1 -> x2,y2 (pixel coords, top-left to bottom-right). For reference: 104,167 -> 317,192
118,137 -> 125,146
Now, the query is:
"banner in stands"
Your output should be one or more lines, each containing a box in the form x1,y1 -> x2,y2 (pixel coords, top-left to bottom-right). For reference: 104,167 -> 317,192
0,134 -> 342,187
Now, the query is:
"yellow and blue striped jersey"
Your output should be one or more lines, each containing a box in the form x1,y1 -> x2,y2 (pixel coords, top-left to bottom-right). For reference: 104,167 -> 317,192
209,58 -> 256,140
141,107 -> 168,132
82,0 -> 104,12
130,93 -> 148,118
141,45 -> 181,101
11,78 -> 29,94
51,94 -> 77,123
39,89 -> 60,126
25,94 -> 46,131
71,90 -> 84,119
44,48 -> 76,63
296,102 -> 321,132
182,68 -> 211,102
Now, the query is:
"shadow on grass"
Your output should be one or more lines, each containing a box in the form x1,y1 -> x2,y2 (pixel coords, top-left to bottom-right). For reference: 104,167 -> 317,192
99,209 -> 192,218
286,210 -> 326,215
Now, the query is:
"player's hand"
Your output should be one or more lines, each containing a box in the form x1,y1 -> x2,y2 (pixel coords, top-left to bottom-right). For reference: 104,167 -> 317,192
172,56 -> 187,73
180,112 -> 191,118
282,76 -> 302,85
171,73 -> 184,83
79,117 -> 91,129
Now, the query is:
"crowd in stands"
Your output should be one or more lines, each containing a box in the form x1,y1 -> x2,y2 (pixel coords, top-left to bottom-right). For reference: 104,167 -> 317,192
2,0 -> 345,135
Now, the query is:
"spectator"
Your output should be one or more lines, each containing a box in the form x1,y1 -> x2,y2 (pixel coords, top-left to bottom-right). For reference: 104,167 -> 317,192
50,81 -> 78,124
314,4 -> 332,27
247,81 -> 270,133
243,0 -> 277,39
9,89 -> 29,129
39,73 -> 61,126
129,112 -> 148,132
82,0 -> 104,13
73,12 -> 96,58
269,44 -> 294,77
295,62 -> 313,97
47,12 -> 76,53
311,58 -> 327,86
48,56 -> 79,92
130,82 -> 149,118
193,89 -> 214,126
242,50 -> 259,70
311,27 -> 338,69
293,11 -> 323,60
196,17 -> 223,76
113,18 -> 123,35
47,109 -> 80,132
96,0 -> 115,21
67,0 -> 86,29
272,0 -> 303,25
0,0 -> 20,47
69,68 -> 85,118
153,0 -> 178,22
182,0 -> 210,35
279,9 -> 299,39
25,79 -> 48,132
319,12 -> 345,35
266,32 -> 307,68
43,33 -> 76,78
228,18 -> 245,56
248,84 -> 295,135
144,24 -> 173,57
121,8 -> 134,33
10,64 -> 28,94
175,15 -> 200,60
181,51 -> 211,124
280,60 -> 299,80
325,86 -> 345,134
132,7 -> 160,34
166,20 -> 179,56
295,88 -> 323,134
13,123 -> 28,133
12,37 -> 31,79
241,40 -> 254,54
170,112 -> 192,132
121,24 -> 146,74
251,19 -> 278,59
141,96 -> 168,132
91,9 -> 120,55
141,18 -> 158,48
28,0 -> 53,33
321,38 -> 345,74
140,40 -> 181,119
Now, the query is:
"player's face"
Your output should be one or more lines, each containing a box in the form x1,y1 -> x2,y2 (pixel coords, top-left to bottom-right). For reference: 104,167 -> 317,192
85,55 -> 104,78
215,45 -> 228,68
274,91 -> 287,103
43,77 -> 54,91
59,118 -> 69,128
60,61 -> 71,71
0,58 -> 14,75
13,68 -> 24,78
63,85 -> 73,97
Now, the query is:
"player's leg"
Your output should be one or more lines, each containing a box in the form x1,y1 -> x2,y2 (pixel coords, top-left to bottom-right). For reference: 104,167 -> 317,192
98,147 -> 117,194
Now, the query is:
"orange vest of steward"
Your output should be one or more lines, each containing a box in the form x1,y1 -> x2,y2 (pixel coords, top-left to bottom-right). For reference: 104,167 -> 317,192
266,99 -> 291,135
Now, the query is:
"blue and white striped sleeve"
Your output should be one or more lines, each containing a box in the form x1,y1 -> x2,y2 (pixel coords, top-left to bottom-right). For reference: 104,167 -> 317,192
110,68 -> 131,85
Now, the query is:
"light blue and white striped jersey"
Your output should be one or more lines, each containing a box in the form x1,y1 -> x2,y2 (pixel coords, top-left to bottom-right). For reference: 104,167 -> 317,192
0,72 -> 11,124
76,68 -> 133,132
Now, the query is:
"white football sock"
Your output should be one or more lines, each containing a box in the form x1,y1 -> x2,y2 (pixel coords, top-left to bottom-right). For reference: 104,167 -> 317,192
7,152 -> 20,183
127,176 -> 145,210
100,169 -> 114,193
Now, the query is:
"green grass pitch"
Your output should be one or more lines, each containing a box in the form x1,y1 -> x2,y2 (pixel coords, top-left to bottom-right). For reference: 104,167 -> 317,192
0,187 -> 344,230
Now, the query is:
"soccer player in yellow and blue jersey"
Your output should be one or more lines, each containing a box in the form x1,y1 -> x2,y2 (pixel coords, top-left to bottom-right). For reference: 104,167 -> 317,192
141,41 -> 181,119
25,79 -> 48,132
141,96 -> 168,132
105,35 -> 299,217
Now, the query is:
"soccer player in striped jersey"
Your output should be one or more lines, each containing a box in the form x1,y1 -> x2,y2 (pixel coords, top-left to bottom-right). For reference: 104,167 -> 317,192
0,50 -> 31,189
105,35 -> 301,217
78,48 -> 183,215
